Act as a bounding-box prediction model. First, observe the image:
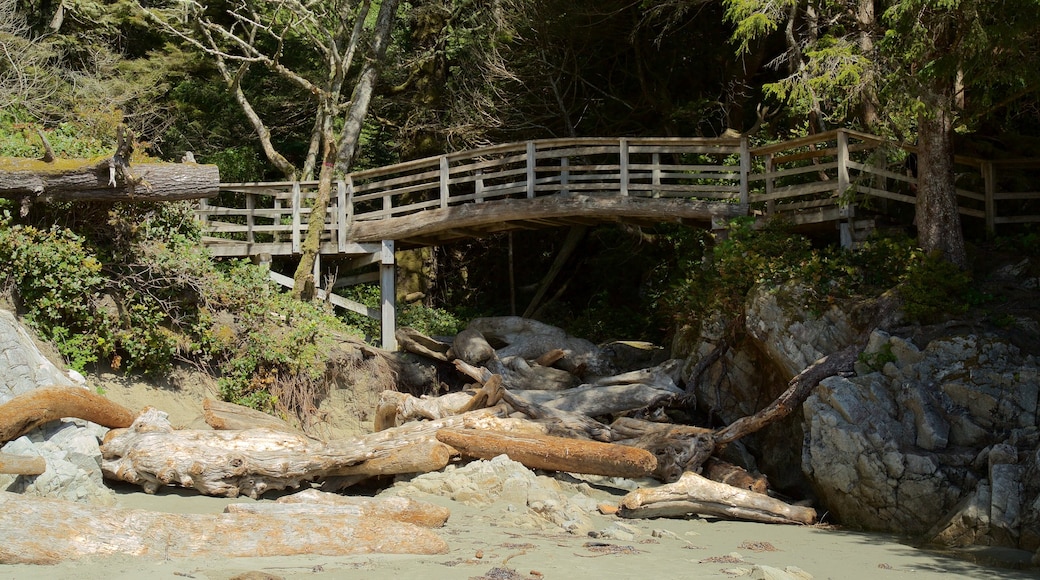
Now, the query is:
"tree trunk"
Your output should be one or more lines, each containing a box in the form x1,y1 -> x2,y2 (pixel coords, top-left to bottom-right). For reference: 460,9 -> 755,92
916,89 -> 967,268
0,159 -> 219,202
292,0 -> 401,297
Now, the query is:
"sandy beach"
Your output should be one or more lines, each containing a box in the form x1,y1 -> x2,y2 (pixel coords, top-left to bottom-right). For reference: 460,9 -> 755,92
2,474 -> 1035,580
2,371 -> 1037,580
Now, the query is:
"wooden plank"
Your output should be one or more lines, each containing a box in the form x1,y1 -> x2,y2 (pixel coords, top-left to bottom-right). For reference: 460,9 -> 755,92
994,191 -> 1040,201
855,185 -> 916,205
761,161 -> 839,181
268,270 -> 380,318
753,181 -> 836,202
619,138 -> 629,196
995,214 -> 1040,224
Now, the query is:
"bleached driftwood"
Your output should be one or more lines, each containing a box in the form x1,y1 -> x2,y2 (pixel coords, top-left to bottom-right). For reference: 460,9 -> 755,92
0,453 -> 45,475
485,354 -> 578,391
465,316 -> 607,375
453,360 -> 613,441
396,326 -> 452,362
0,490 -> 447,564
507,382 -> 680,417
102,407 -> 505,497
608,416 -> 713,441
228,488 -> 451,528
203,398 -> 309,436
617,471 -> 816,525
436,427 -> 657,479
0,385 -> 136,444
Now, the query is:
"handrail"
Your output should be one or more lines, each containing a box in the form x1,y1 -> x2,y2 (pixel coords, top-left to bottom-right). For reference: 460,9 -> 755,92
200,131 -> 1040,255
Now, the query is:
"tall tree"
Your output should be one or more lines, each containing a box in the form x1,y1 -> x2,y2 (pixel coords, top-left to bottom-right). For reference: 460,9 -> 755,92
143,0 -> 402,297
722,0 -> 1040,268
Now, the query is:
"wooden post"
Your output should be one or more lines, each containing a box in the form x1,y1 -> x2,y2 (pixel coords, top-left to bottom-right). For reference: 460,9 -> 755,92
291,181 -> 302,254
739,137 -> 750,207
273,194 -> 283,243
837,131 -> 851,217
245,192 -> 255,243
439,155 -> 449,209
475,168 -> 485,202
337,179 -> 348,251
560,157 -> 569,195
380,239 -> 397,351
313,253 -> 321,295
345,175 -> 355,230
983,161 -> 996,237
197,196 -> 210,235
508,232 -> 516,316
652,152 -> 661,198
526,141 -> 536,198
765,153 -> 776,217
619,138 -> 629,196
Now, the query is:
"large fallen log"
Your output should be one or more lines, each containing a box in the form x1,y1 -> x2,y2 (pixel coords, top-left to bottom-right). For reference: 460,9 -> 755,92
102,406 -> 506,497
319,439 -> 456,492
230,488 -> 451,528
0,490 -> 447,564
0,156 -> 219,202
0,384 -> 136,444
464,316 -> 608,375
436,427 -> 657,479
617,471 -> 816,525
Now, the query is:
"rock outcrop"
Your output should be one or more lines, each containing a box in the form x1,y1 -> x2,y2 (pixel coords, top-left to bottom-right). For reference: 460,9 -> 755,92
803,330 -> 1039,553
0,309 -> 115,505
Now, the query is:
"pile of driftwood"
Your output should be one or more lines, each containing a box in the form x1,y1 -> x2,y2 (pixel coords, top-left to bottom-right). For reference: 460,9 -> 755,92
0,317 -> 845,562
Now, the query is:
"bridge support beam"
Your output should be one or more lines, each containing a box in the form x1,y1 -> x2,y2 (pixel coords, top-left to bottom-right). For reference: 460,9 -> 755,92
380,240 -> 397,351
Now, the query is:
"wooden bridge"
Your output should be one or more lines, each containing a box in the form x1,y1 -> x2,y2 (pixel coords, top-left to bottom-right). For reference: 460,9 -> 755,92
197,129 -> 1040,348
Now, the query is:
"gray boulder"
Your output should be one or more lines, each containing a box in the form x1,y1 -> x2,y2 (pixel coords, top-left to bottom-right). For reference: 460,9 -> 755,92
0,309 -> 115,505
803,330 -> 1039,553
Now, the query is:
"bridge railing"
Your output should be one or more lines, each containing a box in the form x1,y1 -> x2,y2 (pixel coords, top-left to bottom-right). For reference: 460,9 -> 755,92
347,137 -> 750,221
746,129 -> 1040,232
199,131 -> 1039,255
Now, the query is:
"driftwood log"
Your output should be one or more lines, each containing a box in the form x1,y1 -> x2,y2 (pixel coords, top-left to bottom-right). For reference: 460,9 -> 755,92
437,427 -> 657,479
617,471 -> 816,525
203,398 -> 310,436
0,385 -> 136,444
229,488 -> 451,528
0,156 -> 219,202
0,491 -> 447,564
0,453 -> 46,475
102,407 -> 507,497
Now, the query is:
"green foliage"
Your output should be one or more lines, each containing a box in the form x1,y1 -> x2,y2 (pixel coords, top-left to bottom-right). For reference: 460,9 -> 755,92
0,220 -> 113,371
898,250 -> 976,323
337,283 -> 463,340
858,342 -> 896,372
664,221 -> 984,329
